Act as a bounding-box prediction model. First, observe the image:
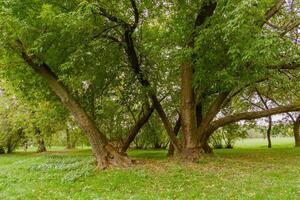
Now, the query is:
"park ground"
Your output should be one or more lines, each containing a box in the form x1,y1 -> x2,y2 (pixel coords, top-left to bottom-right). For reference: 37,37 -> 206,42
1,137 -> 300,200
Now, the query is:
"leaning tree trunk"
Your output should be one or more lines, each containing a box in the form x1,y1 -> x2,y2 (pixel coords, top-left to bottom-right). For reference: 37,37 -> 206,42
121,105 -> 155,153
167,116 -> 181,157
123,29 -> 181,153
19,46 -> 132,169
294,115 -> 300,147
267,116 -> 272,148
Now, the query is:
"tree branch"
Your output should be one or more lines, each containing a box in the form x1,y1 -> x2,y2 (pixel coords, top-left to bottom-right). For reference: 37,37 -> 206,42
267,62 -> 300,70
208,103 -> 300,135
197,92 -> 230,134
130,0 -> 139,30
121,103 -> 155,152
265,0 -> 285,21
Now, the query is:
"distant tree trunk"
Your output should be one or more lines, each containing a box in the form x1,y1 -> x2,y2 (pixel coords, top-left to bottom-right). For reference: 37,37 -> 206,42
6,137 -> 13,154
267,116 -> 272,148
37,139 -> 47,153
19,45 -> 132,169
256,88 -> 272,148
35,128 -> 47,153
66,129 -> 75,149
0,146 -> 5,154
294,115 -> 300,147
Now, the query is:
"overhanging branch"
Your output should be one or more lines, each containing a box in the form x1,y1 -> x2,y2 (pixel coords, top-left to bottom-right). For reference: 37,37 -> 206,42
208,103 -> 300,135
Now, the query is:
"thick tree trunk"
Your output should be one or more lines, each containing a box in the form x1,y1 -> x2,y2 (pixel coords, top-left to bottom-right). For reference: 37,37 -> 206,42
179,62 -> 200,161
19,47 -> 132,169
181,62 -> 198,149
294,115 -> 300,147
37,139 -> 47,153
267,116 -> 272,148
177,2 -> 218,161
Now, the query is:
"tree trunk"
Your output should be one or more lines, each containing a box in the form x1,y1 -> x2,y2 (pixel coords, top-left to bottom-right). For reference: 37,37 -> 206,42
34,128 -> 47,153
179,62 -> 200,161
66,129 -> 75,149
19,47 -> 132,169
181,62 -> 197,149
294,115 -> 300,147
37,139 -> 47,153
0,146 -> 4,154
123,30 -> 182,152
177,2 -> 218,161
267,116 -> 272,148
167,116 -> 181,157
202,141 -> 213,154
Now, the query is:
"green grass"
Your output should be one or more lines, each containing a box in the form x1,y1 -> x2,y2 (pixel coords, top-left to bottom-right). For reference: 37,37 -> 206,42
1,138 -> 300,199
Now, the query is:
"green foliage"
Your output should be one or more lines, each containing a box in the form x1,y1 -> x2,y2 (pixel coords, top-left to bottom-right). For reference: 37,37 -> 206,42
193,0 -> 300,94
134,114 -> 169,149
210,123 -> 248,149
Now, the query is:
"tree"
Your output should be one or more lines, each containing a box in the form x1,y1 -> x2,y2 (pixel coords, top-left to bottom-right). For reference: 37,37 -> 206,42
1,0 -> 300,166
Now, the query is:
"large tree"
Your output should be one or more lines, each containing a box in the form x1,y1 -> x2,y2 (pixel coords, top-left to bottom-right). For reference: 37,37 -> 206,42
1,0 -> 300,166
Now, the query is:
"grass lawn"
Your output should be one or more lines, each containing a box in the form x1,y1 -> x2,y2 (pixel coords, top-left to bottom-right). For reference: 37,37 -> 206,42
1,138 -> 300,200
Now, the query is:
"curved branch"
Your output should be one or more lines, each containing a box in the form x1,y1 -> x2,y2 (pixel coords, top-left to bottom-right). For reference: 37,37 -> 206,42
208,103 -> 300,135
